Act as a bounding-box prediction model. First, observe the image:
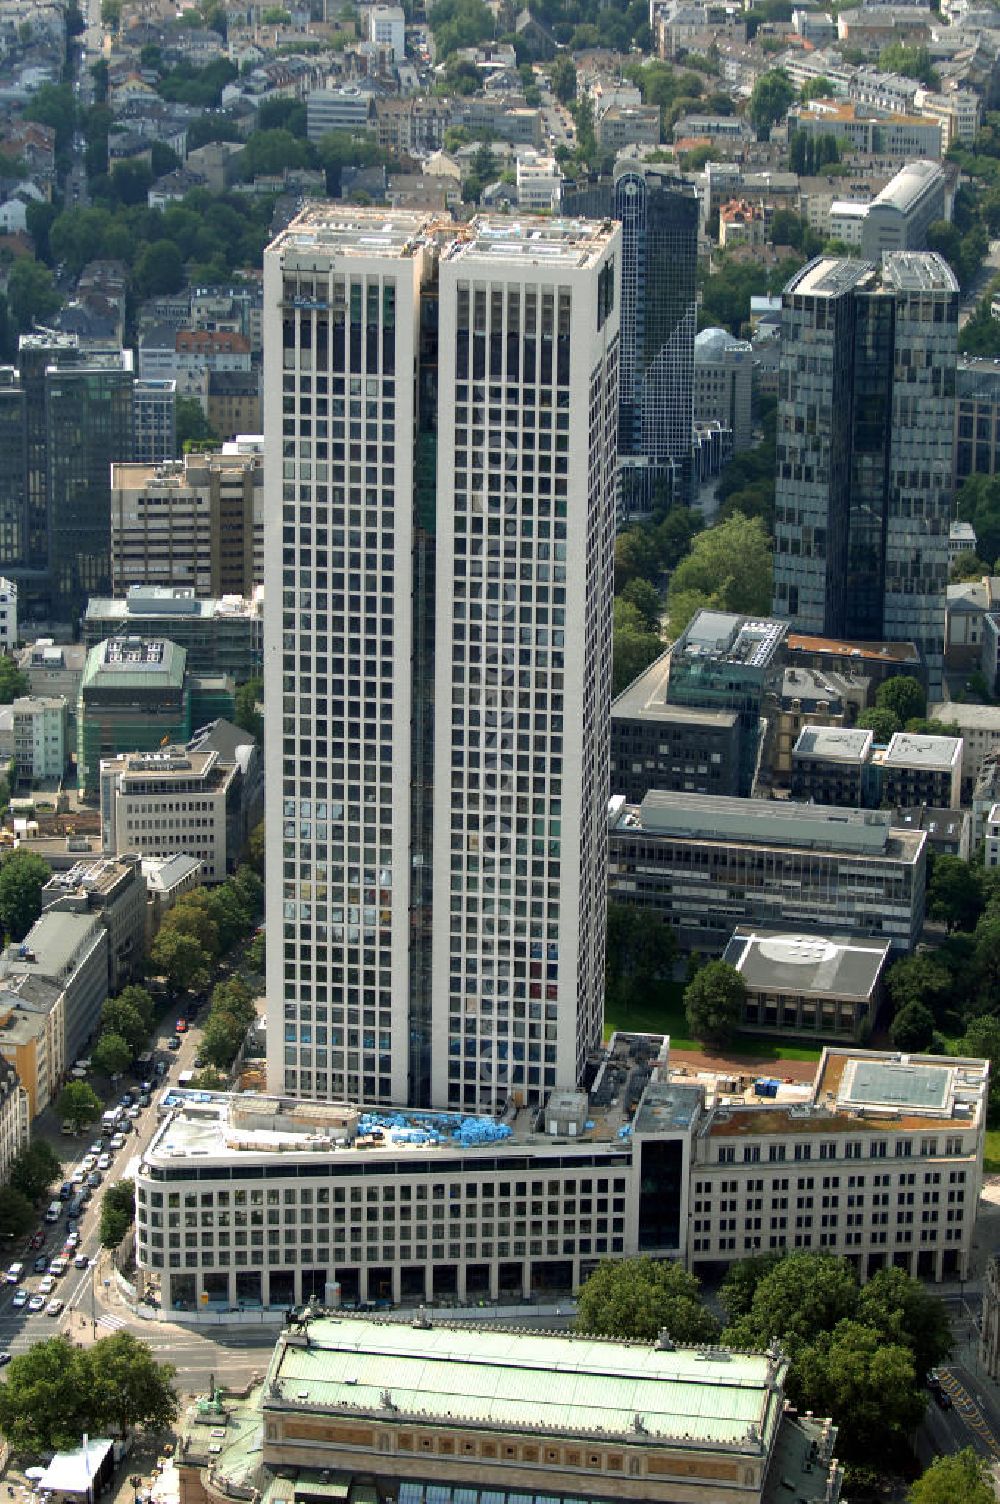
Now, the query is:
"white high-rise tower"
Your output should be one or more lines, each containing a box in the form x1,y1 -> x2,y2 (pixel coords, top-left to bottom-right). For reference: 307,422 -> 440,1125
263,208 -> 620,1109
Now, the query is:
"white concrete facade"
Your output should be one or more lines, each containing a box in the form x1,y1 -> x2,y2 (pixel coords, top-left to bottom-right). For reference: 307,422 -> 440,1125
431,219 -> 620,1111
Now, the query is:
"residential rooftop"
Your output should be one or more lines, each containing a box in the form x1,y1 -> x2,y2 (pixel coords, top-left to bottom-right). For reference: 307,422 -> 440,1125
876,731 -> 962,772
793,725 -> 873,763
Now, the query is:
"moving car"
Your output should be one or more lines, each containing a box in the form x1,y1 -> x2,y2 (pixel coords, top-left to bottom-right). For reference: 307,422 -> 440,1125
6,1263 -> 23,1285
33,1256 -> 48,1273
27,1294 -> 44,1312
86,1172 -> 102,1189
45,1299 -> 63,1317
175,1020 -> 187,1034
73,1253 -> 88,1269
168,1036 -> 181,1051
37,1276 -> 55,1295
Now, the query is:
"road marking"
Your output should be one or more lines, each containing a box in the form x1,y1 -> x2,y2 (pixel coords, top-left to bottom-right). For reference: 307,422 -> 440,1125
97,1313 -> 127,1331
940,1370 -> 1000,1458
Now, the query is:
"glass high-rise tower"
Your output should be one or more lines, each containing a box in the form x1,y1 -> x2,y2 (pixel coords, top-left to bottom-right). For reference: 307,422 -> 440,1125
772,252 -> 958,696
263,207 -> 620,1111
565,160 -> 698,519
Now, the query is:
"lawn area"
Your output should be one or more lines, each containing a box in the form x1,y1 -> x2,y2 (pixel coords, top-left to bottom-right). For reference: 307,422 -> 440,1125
985,1129 -> 1000,1174
603,983 -> 822,1063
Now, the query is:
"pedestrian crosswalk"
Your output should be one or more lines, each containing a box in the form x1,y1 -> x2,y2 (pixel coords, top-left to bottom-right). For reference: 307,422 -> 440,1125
97,1312 -> 127,1332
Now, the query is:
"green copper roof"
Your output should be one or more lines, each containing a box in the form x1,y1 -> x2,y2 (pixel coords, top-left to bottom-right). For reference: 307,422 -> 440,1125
267,1318 -> 784,1453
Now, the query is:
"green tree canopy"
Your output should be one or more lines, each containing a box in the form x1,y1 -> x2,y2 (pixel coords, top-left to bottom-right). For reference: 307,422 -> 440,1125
133,239 -> 185,297
722,1250 -> 858,1353
428,0 -> 494,58
550,55 -> 577,104
855,706 -> 898,744
92,1031 -> 132,1076
199,1009 -> 245,1067
0,1184 -> 35,1239
855,1265 -> 951,1378
576,1257 -> 719,1343
0,655 -> 29,704
9,1140 -> 60,1203
889,999 -> 935,1052
792,1319 -> 924,1465
0,1336 -> 92,1453
100,1178 -> 135,1247
748,69 -> 795,138
116,984 -> 154,1031
885,952 -> 954,1023
235,676 -> 263,740
100,996 -> 148,1054
612,597 -> 663,696
6,260 -> 60,335
909,1448 -> 996,1504
927,854 -> 984,932
0,849 -> 50,941
875,674 -> 926,725
149,926 -> 211,994
683,960 -> 746,1048
879,42 -> 938,86
176,396 -> 219,455
666,513 -> 772,638
57,1080 -> 102,1132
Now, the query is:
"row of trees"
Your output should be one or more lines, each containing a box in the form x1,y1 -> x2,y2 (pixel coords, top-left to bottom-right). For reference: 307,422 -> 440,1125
0,1331 -> 176,1454
0,1140 -> 61,1239
575,1250 -> 950,1483
148,864 -> 263,996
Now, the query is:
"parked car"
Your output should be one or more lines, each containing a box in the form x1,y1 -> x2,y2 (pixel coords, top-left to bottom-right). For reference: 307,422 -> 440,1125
37,1276 -> 55,1295
168,1036 -> 181,1051
29,1230 -> 44,1250
109,1133 -> 126,1150
45,1299 -> 63,1317
86,1172 -> 102,1189
27,1295 -> 44,1312
97,1154 -> 111,1170
81,1155 -> 96,1172
11,1289 -> 27,1309
175,1020 -> 187,1034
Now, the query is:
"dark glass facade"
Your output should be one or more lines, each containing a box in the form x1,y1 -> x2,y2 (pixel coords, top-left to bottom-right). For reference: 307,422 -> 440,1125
564,162 -> 698,516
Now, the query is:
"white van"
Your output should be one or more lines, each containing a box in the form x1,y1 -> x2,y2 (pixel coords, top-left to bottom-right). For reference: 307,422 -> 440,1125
6,1263 -> 23,1284
44,1201 -> 62,1224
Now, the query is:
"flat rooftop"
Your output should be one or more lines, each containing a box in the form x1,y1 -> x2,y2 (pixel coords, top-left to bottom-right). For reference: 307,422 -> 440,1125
882,250 -> 959,293
674,609 -> 786,668
707,1047 -> 988,1139
144,1091 -> 634,1167
86,589 -> 258,621
272,206 -> 436,262
793,725 -> 873,763
445,215 -> 618,269
0,910 -> 101,983
43,857 -> 135,899
266,1317 -> 787,1452
785,256 -> 873,298
610,649 -> 738,726
722,929 -> 890,1001
878,731 -> 961,772
614,791 -> 924,860
786,633 -> 921,665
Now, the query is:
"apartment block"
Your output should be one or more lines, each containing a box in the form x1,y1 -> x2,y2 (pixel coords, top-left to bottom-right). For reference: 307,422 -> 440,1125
608,791 -> 926,951
132,378 -> 177,465
101,745 -> 243,884
791,725 -> 873,805
11,696 -> 67,783
874,731 -> 963,809
0,1058 -> 27,1183
111,455 -> 261,598
41,855 -> 146,992
0,910 -> 108,1115
0,577 -> 17,651
954,356 -> 1000,486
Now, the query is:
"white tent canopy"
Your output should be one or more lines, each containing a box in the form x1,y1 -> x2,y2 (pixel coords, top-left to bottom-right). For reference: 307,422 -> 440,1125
38,1440 -> 114,1497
